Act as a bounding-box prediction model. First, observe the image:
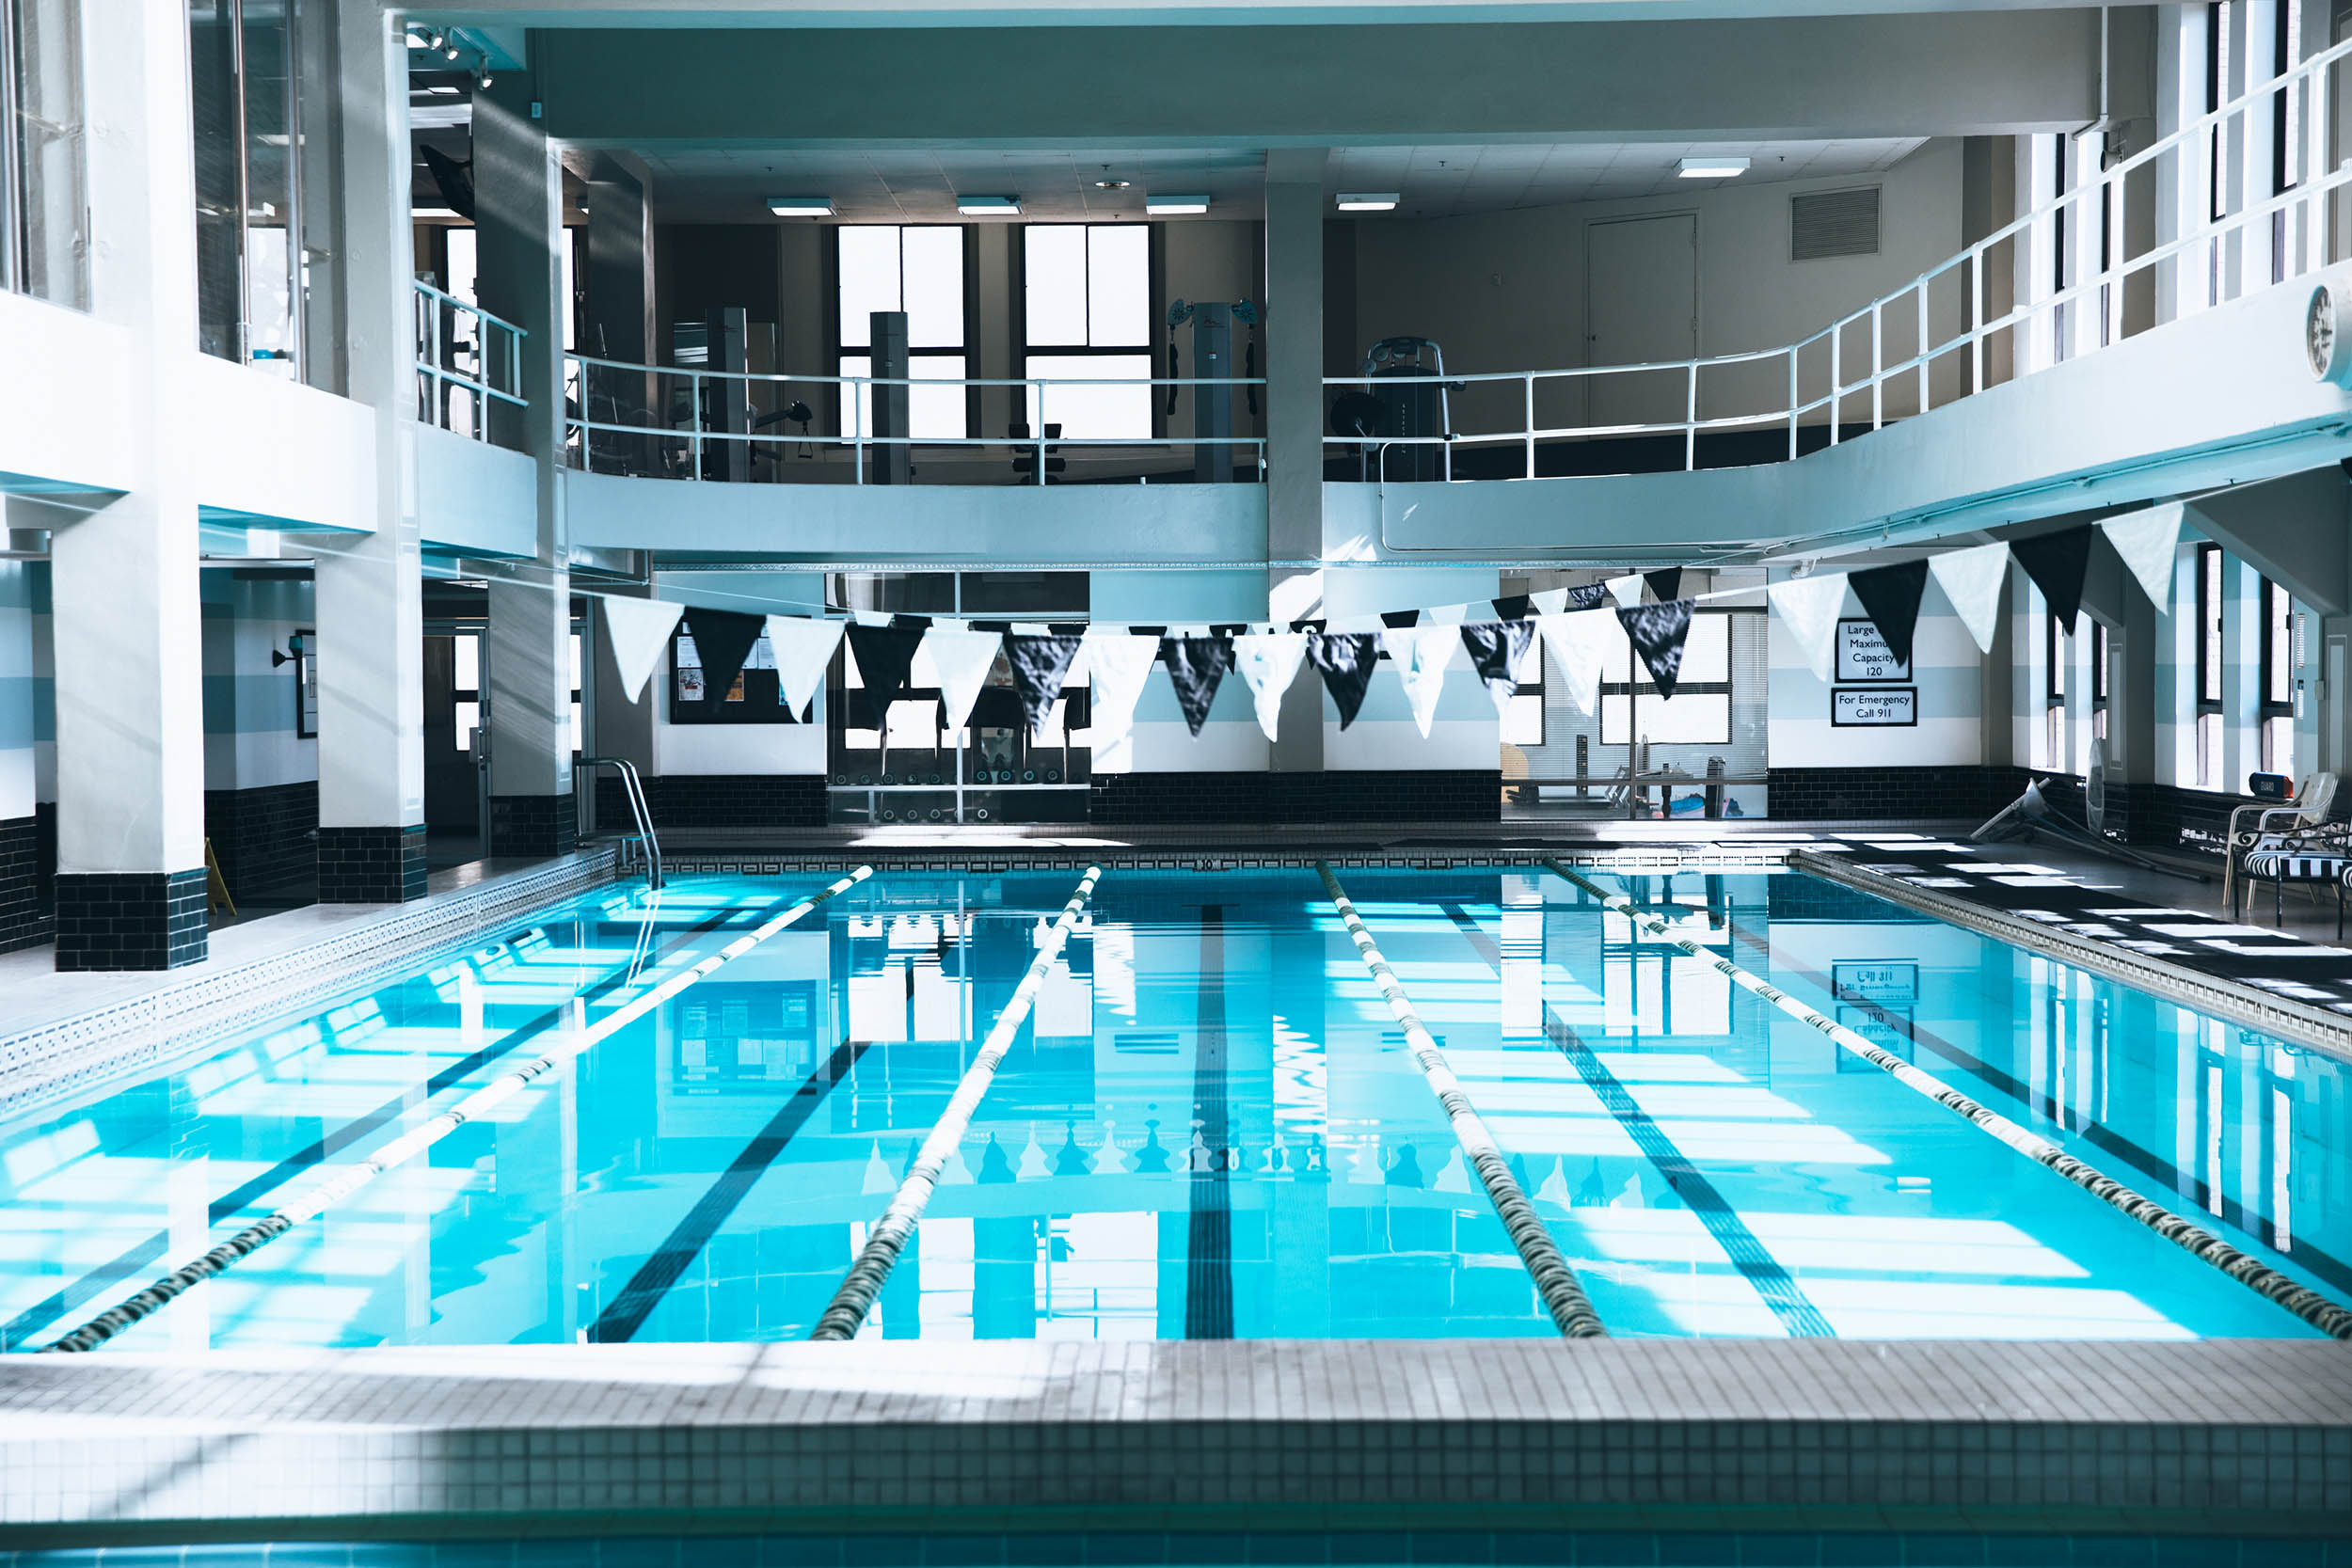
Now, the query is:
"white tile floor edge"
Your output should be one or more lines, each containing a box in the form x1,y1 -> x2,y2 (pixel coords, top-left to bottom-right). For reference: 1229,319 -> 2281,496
0,1340 -> 2345,1532
0,849 -> 624,1125
1798,849 -> 2352,1064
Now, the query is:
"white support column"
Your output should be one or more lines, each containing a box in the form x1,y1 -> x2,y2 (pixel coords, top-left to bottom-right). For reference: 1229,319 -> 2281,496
485,575 -> 575,857
1264,149 -> 1327,785
46,0 -> 207,969
313,0 -> 426,902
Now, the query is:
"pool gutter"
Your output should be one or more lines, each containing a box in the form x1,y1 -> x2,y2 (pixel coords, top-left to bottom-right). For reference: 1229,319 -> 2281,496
1792,847 -> 2352,1065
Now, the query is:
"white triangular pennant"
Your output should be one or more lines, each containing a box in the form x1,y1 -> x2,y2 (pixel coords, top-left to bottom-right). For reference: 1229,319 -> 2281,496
1606,575 -> 1644,609
920,628 -> 1003,734
1426,603 -> 1470,626
1078,631 -> 1159,769
2102,502 -> 2185,610
1231,632 -> 1309,742
1925,542 -> 2010,657
1765,573 -> 1849,683
600,597 -> 683,705
1537,610 -> 1623,718
1530,588 -> 1569,615
1381,625 -> 1458,738
763,615 -> 845,720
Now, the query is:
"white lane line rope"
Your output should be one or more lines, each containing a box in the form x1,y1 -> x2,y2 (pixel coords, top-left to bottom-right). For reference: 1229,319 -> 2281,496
1317,863 -> 1607,1338
1542,858 -> 2352,1341
42,867 -> 875,1354
811,866 -> 1103,1341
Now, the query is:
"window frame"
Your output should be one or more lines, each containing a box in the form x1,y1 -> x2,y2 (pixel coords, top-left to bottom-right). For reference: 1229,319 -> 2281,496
1598,609 -> 1736,748
2196,543 -> 2225,713
827,223 -> 976,441
2259,578 -> 2295,718
1013,221 -> 1161,442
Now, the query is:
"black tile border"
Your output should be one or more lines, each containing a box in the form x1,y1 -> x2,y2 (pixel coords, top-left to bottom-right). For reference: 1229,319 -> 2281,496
490,793 -> 580,861
0,815 -> 48,956
316,824 -> 428,904
1091,770 -> 1503,825
51,870 -> 207,973
200,781 -> 317,902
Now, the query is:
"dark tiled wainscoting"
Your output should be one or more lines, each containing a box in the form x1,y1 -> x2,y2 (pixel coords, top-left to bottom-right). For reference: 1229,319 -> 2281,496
1766,765 -> 2022,821
0,814 -> 48,954
53,868 -> 207,971
1091,770 -> 1502,824
489,793 -> 580,860
597,773 -> 828,831
202,780 -> 317,901
317,824 -> 428,903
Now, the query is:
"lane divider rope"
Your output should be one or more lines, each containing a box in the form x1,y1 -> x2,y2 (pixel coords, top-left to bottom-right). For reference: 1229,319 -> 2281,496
1541,858 -> 2352,1341
1316,863 -> 1607,1338
812,866 -> 1103,1340
41,867 -> 875,1354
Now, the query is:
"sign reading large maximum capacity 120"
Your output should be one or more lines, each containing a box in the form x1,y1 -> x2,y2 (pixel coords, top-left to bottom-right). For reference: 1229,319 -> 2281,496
1836,618 -> 1912,681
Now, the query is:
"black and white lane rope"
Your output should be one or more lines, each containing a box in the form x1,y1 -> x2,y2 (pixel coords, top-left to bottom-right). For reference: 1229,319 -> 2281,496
1317,863 -> 1607,1338
41,867 -> 876,1354
1542,858 -> 2352,1341
811,865 -> 1103,1341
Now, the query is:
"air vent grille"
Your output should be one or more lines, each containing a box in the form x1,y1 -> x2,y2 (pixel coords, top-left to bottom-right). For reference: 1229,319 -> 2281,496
1790,187 -> 1882,261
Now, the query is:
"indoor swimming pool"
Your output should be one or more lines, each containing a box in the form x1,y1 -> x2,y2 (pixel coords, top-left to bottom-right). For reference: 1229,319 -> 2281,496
0,863 -> 2342,1350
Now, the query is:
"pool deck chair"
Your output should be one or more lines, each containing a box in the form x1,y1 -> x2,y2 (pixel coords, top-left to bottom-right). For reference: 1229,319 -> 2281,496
2230,772 -> 2347,928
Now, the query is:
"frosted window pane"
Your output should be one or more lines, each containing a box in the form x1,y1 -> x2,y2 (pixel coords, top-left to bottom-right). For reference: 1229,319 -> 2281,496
1637,693 -> 1731,744
453,635 -> 479,691
1025,227 -> 1089,346
1025,353 -> 1152,440
1677,615 -> 1729,684
912,358 -> 967,441
453,701 -> 478,748
902,227 -> 965,348
1502,692 -> 1544,747
838,354 -> 870,443
1087,226 -> 1150,347
836,228 -> 901,350
569,633 -> 583,691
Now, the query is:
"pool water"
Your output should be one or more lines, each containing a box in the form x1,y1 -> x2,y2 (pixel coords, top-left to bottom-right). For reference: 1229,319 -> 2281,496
0,866 -> 2342,1349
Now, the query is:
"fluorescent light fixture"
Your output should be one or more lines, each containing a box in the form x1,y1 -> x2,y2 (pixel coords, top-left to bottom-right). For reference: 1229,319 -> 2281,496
956,195 -> 1021,215
1145,194 -> 1210,215
1336,192 -> 1399,212
769,196 -> 834,216
412,207 -> 464,219
1677,156 -> 1751,179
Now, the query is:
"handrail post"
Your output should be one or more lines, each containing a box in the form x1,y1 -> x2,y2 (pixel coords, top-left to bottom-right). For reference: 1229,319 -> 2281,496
1829,326 -> 1841,446
1786,347 -> 1798,460
1870,302 -> 1883,431
1683,362 -> 1697,470
1523,373 -> 1535,480
1035,381 -> 1046,486
1972,248 -> 1985,394
1915,285 -> 1930,413
691,369 -> 704,481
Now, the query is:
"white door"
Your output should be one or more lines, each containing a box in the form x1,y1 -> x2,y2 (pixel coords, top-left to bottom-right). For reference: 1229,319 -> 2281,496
1585,214 -> 1698,436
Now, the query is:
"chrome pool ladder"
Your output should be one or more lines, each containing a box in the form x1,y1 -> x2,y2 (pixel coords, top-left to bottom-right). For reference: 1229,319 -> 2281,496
575,756 -> 664,891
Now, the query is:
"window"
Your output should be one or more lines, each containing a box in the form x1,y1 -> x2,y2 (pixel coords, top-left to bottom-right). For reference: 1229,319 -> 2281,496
1503,640 -> 1544,748
1021,224 -> 1152,440
2260,578 -> 2296,780
2195,543 -> 2224,788
2043,611 -> 2067,768
0,0 -> 85,306
2090,620 -> 2110,743
834,225 -> 969,440
1599,611 -> 1732,746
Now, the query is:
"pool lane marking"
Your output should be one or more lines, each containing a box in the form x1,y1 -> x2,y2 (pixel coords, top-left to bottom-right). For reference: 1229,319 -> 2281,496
1315,864 -> 1607,1339
0,897 -> 771,1351
39,868 -> 876,1354
589,1035 -> 872,1344
1185,904 -> 1234,1340
1542,859 -> 2352,1341
811,866 -> 1103,1341
1436,902 -> 1835,1339
1723,921 -> 2352,1296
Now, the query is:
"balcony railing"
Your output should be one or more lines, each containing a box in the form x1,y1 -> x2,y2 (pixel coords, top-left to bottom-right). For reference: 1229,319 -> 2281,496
562,354 -> 1265,486
1327,33 -> 2352,480
414,279 -> 526,445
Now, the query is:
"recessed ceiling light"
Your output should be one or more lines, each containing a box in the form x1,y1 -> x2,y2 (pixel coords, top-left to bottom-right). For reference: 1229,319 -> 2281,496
769,196 -> 834,216
956,195 -> 1021,215
1145,195 -> 1210,215
1094,179 -> 1131,190
1336,192 -> 1399,212
1677,157 -> 1751,179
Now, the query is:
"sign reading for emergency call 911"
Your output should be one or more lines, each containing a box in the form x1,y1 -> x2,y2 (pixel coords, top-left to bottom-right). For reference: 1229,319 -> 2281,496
1832,686 -> 1916,726
1835,618 -> 1911,681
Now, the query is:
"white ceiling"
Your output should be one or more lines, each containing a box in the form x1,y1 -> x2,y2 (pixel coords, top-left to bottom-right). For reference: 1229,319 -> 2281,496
635,138 -> 1928,223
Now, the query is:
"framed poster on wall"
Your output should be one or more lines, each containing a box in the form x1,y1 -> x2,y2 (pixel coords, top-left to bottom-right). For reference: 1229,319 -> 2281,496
293,627 -> 318,738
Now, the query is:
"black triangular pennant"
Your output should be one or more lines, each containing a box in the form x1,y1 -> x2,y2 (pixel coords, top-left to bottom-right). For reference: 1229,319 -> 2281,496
1563,582 -> 1613,610
1380,610 -> 1422,628
1306,631 -> 1380,730
1848,559 -> 1930,672
2010,525 -> 2095,629
1459,621 -> 1535,699
1644,568 -> 1682,605
1615,599 -> 1694,699
845,624 -> 925,717
1490,594 -> 1533,622
1003,634 -> 1083,735
1159,636 -> 1233,737
681,609 -> 765,703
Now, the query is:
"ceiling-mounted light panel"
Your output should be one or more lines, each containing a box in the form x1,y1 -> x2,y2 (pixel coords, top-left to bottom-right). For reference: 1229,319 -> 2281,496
1145,195 -> 1210,215
1335,192 -> 1400,212
769,197 -> 834,216
1677,157 -> 1751,179
956,195 -> 1022,215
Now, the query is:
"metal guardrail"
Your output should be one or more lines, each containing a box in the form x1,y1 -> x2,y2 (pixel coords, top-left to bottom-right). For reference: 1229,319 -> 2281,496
1325,34 -> 2352,477
414,278 -> 526,444
562,354 -> 1266,484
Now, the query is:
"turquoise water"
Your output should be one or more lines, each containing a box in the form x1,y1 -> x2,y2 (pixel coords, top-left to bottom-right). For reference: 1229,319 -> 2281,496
0,866 -> 2342,1349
